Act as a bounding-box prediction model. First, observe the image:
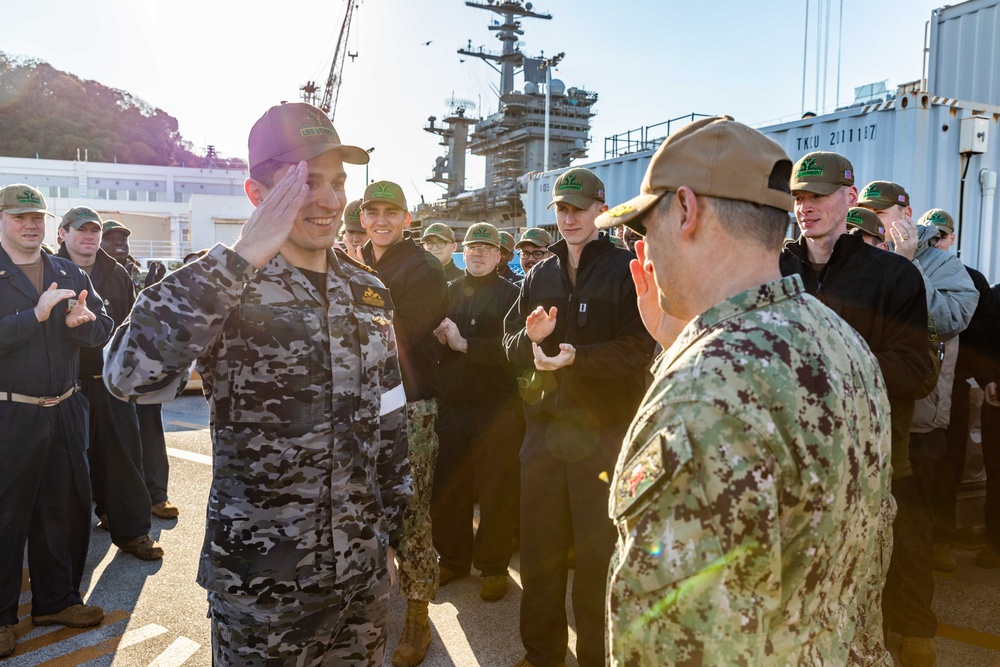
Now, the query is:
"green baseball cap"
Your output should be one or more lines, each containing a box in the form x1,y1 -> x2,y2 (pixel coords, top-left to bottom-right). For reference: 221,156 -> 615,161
858,181 -> 910,210
464,222 -> 501,248
515,227 -> 553,249
918,208 -> 954,235
0,184 -> 54,216
361,180 -> 407,211
60,206 -> 103,230
422,223 -> 456,244
248,102 -> 370,171
547,168 -> 606,210
102,220 -> 132,237
846,206 -> 885,242
790,152 -> 855,195
343,199 -> 364,232
498,231 -> 515,254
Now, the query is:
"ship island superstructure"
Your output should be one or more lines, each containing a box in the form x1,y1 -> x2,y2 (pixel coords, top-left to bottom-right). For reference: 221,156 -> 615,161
416,1 -> 597,231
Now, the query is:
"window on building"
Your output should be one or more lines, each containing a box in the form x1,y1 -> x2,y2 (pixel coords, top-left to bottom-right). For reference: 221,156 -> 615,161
98,189 -> 108,199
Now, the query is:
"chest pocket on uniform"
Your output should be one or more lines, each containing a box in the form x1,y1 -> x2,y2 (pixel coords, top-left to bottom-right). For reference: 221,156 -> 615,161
230,304 -> 326,424
353,308 -> 392,423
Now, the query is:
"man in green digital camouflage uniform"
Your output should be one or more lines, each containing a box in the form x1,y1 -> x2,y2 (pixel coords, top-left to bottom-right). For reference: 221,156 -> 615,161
597,117 -> 892,665
104,102 -> 413,666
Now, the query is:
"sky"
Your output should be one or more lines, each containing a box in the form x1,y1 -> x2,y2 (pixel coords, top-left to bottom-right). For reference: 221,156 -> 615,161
1,0 -> 946,206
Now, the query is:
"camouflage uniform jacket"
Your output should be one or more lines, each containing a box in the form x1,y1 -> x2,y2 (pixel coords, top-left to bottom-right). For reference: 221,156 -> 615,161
104,243 -> 413,612
608,275 -> 891,666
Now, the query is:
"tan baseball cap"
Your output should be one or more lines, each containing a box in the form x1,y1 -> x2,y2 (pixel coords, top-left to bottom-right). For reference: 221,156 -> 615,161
846,207 -> 885,242
361,181 -> 407,211
547,168 -> 606,210
789,152 -> 855,195
918,208 -> 954,235
515,227 -> 553,249
248,102 -> 370,171
343,199 -> 364,232
858,181 -> 910,210
596,116 -> 793,231
0,184 -> 54,216
464,222 -> 502,249
422,223 -> 456,244
60,206 -> 103,230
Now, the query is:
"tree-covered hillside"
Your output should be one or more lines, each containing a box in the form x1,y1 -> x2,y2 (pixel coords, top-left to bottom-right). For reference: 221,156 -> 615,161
0,53 -> 245,169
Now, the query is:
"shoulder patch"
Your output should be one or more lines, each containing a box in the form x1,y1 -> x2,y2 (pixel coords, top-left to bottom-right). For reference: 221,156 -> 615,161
613,420 -> 692,520
350,282 -> 394,310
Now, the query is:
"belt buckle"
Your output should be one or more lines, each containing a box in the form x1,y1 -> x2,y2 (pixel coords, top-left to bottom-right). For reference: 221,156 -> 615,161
38,396 -> 60,408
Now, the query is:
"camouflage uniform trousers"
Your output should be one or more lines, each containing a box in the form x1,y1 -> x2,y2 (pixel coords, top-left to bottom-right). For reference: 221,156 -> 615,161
849,491 -> 897,666
396,398 -> 441,602
208,568 -> 389,666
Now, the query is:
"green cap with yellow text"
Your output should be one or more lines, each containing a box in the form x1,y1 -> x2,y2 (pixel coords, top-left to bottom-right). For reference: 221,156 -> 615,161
422,223 -> 456,244
547,168 -> 606,210
60,206 -> 103,230
464,222 -> 501,249
361,180 -> 407,211
790,152 -> 855,195
0,184 -> 54,216
858,181 -> 910,210
918,208 -> 954,236
846,206 -> 885,242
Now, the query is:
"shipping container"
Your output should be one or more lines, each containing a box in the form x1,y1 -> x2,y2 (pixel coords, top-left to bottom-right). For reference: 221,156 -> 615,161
928,0 -> 1000,108
520,94 -> 1000,283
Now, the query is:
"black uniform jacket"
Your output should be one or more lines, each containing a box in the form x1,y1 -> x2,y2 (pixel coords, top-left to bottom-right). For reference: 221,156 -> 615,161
57,246 -> 135,376
363,234 -> 448,402
504,233 -> 655,429
780,232 -> 929,400
439,270 -> 520,406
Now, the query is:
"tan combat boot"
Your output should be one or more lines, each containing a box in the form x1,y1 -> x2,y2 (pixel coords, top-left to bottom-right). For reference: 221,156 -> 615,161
900,636 -> 936,667
392,599 -> 431,667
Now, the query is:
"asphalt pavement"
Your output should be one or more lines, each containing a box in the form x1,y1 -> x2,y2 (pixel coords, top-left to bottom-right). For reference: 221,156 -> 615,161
7,394 -> 1000,666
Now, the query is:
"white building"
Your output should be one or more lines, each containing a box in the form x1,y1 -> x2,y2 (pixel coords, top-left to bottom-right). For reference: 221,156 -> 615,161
0,155 -> 253,259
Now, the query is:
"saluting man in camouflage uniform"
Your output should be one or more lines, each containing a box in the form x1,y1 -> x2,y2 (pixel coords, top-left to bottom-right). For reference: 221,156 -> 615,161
104,102 -> 413,666
597,117 -> 892,665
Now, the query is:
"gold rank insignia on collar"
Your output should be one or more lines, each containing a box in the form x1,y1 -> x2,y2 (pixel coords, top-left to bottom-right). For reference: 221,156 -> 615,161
350,282 -> 394,310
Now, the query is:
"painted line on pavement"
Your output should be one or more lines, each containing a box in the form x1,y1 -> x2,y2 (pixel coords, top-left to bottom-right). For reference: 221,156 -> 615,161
9,609 -> 129,661
31,622 -> 168,667
938,622 -> 1000,652
166,446 -> 212,466
147,636 -> 202,667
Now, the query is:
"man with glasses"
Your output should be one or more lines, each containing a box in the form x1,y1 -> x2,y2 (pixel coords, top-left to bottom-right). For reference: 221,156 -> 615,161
421,223 -> 462,282
515,228 -> 553,275
431,223 -> 522,602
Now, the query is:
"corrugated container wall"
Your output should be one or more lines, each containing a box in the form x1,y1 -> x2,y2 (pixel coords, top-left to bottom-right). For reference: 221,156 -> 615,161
927,0 -> 1000,107
520,96 -> 1000,283
760,95 -> 1000,282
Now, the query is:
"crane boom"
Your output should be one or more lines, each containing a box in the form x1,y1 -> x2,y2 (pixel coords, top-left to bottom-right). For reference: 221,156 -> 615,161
321,0 -> 356,119
300,1 -> 357,120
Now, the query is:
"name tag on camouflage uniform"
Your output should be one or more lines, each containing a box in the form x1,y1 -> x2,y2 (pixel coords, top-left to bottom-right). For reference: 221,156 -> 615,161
613,420 -> 690,520
350,283 -> 393,310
